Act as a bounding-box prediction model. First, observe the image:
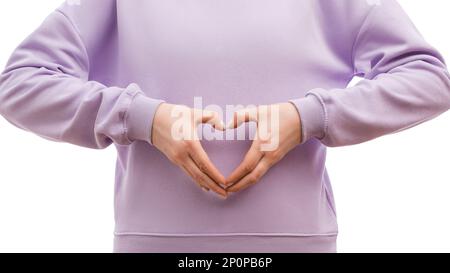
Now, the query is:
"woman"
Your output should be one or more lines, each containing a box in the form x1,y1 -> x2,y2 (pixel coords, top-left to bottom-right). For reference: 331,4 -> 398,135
1,0 -> 449,253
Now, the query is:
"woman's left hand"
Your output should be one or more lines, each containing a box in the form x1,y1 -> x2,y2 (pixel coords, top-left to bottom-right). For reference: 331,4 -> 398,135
225,103 -> 302,193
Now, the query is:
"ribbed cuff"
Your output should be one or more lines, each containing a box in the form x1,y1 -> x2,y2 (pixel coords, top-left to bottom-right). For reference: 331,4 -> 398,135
289,91 -> 327,144
126,92 -> 165,145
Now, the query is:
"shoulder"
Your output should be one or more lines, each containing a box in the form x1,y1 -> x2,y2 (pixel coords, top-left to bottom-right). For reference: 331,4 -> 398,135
56,0 -> 118,54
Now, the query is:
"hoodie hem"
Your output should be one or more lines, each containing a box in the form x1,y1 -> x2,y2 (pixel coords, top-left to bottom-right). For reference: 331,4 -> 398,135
113,233 -> 338,253
114,231 -> 338,237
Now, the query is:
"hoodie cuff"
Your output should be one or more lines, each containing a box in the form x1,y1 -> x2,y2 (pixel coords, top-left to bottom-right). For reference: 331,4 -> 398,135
126,92 -> 165,145
289,91 -> 327,144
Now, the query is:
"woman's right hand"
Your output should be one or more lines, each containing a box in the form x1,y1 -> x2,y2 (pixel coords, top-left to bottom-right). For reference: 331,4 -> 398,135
152,103 -> 228,198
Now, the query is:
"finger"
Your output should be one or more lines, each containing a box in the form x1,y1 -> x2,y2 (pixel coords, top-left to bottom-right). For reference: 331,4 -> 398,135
225,140 -> 264,185
227,107 -> 258,129
179,164 -> 209,191
185,157 -> 228,198
197,110 -> 225,131
227,157 -> 272,193
188,141 -> 226,186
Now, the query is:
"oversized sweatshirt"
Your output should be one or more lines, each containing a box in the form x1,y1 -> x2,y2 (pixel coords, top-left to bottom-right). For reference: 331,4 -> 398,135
1,0 -> 450,253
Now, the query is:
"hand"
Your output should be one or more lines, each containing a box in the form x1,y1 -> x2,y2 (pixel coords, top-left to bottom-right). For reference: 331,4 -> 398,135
225,103 -> 302,193
152,103 -> 228,198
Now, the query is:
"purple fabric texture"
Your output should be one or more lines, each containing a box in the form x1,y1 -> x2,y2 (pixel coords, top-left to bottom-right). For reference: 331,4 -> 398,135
1,0 -> 450,252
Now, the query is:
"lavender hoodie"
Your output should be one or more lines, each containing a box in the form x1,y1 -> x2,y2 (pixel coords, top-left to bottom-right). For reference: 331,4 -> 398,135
1,0 -> 450,253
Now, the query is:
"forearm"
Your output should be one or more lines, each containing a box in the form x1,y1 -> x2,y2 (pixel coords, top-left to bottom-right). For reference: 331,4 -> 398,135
291,0 -> 450,147
0,11 -> 164,149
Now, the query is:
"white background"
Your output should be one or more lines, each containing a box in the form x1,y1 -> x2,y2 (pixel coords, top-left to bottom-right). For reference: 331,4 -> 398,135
0,0 -> 449,253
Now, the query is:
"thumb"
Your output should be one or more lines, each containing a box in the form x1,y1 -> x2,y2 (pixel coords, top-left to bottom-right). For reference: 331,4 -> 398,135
227,107 -> 258,129
199,110 -> 225,131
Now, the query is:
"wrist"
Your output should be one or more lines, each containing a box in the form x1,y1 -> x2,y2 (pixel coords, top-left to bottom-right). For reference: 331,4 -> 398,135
151,102 -> 171,144
283,102 -> 303,144
289,93 -> 326,144
125,89 -> 165,144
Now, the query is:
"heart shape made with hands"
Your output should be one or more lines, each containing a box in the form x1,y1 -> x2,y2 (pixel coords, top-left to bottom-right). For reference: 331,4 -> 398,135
152,103 -> 302,199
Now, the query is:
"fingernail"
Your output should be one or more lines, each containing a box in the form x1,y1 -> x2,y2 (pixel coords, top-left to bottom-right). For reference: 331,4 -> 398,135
202,187 -> 209,192
224,180 -> 233,188
219,120 -> 226,130
226,120 -> 234,129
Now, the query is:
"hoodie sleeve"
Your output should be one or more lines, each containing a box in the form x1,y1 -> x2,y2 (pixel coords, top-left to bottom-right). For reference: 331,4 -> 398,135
291,0 -> 450,147
0,10 -> 164,149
